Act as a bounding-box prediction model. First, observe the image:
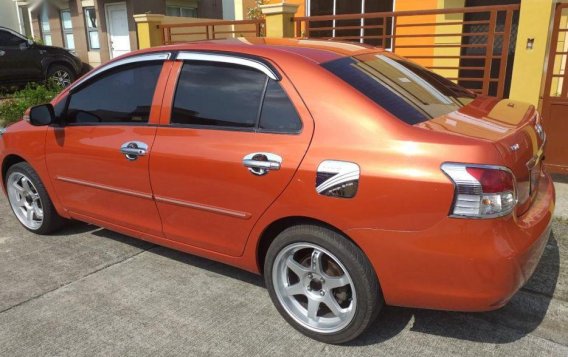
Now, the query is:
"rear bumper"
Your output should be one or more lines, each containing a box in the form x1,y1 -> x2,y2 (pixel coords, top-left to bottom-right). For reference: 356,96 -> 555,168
348,171 -> 555,312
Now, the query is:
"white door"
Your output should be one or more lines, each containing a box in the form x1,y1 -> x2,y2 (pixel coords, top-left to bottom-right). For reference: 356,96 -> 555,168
106,3 -> 130,58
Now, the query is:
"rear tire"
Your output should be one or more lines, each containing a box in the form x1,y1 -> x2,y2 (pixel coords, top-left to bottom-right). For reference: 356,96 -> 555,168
5,162 -> 65,234
264,225 -> 383,344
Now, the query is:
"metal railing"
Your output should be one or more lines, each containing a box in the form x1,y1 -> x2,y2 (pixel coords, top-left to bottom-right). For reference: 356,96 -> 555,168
293,5 -> 520,98
159,19 -> 265,45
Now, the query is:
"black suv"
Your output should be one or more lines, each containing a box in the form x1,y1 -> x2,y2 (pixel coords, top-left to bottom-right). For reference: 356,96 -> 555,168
0,27 -> 83,89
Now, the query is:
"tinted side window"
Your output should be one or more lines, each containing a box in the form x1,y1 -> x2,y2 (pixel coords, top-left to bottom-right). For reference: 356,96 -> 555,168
0,30 -> 25,47
322,55 -> 476,125
171,62 -> 267,128
259,80 -> 302,133
66,62 -> 162,124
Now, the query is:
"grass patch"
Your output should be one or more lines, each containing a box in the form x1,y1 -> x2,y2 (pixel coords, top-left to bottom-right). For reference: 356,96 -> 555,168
0,83 -> 61,127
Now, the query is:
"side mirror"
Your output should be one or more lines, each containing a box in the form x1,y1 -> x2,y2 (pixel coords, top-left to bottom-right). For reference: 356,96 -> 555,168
27,39 -> 34,46
26,104 -> 55,126
19,39 -> 31,50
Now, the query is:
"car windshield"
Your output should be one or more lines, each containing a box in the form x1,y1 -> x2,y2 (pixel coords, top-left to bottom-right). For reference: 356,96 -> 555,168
321,53 -> 476,125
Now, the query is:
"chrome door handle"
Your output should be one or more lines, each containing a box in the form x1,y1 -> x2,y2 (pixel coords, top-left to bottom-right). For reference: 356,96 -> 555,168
243,152 -> 282,176
120,141 -> 148,161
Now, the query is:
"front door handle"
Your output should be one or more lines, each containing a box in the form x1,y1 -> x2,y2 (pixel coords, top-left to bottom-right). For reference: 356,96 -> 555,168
120,141 -> 148,161
243,152 -> 282,176
0,50 -> 5,56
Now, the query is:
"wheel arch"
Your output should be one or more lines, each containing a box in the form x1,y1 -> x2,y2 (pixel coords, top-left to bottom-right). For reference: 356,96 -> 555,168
256,216 -> 363,276
45,60 -> 76,77
1,154 -> 26,191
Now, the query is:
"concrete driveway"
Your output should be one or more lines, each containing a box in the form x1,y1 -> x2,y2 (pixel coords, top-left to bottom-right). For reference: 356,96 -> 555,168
1,195 -> 567,356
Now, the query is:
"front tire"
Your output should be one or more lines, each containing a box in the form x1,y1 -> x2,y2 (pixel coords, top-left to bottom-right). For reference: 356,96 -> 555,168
6,162 -> 65,234
264,225 -> 383,344
47,64 -> 75,88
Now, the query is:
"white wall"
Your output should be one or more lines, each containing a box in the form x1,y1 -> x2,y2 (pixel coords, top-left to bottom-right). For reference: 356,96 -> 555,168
0,0 -> 20,32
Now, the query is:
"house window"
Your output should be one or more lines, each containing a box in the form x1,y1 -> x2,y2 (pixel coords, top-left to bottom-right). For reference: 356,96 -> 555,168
84,7 -> 100,50
166,5 -> 197,18
307,0 -> 394,47
60,10 -> 75,50
39,6 -> 52,45
18,5 -> 32,37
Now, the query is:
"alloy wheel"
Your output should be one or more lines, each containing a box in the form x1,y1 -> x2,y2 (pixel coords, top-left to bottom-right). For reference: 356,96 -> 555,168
7,172 -> 44,230
272,242 -> 357,334
51,70 -> 72,87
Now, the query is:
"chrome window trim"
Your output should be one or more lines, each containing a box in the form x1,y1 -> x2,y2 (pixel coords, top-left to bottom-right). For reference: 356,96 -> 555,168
71,52 -> 171,90
177,52 -> 279,81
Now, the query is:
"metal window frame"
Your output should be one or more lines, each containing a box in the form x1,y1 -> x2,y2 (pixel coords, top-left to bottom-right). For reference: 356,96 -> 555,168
305,0 -> 396,49
60,9 -> 74,50
83,7 -> 100,50
166,5 -> 197,18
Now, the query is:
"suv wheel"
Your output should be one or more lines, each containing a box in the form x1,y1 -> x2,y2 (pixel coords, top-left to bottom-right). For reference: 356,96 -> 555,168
47,64 -> 75,88
264,225 -> 383,344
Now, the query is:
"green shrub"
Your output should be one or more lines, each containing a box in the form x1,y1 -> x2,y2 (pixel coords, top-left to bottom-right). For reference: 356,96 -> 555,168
0,83 -> 61,127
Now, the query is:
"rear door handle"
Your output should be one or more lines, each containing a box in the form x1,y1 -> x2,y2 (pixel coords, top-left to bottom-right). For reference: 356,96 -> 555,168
120,141 -> 148,161
243,152 -> 282,176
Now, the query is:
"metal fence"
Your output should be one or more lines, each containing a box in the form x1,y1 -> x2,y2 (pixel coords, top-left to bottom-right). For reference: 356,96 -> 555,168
293,4 -> 520,98
159,19 -> 265,45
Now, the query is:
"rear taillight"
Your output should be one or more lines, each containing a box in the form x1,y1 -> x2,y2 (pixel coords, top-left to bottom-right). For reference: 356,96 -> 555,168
441,163 -> 517,218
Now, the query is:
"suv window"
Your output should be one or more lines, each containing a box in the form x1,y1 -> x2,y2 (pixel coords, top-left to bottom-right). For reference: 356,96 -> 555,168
259,80 -> 302,133
171,62 -> 267,128
0,30 -> 26,48
322,54 -> 475,125
65,62 -> 162,124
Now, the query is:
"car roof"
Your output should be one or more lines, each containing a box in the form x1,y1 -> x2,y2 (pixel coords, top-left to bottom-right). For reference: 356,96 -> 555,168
132,38 -> 382,64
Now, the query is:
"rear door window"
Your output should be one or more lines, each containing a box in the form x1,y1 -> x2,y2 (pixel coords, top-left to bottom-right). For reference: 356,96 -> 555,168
171,62 -> 266,129
259,80 -> 302,133
171,60 -> 302,134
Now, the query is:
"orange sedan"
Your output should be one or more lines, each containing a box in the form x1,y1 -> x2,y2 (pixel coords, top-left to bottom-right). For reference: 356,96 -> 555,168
0,38 -> 555,343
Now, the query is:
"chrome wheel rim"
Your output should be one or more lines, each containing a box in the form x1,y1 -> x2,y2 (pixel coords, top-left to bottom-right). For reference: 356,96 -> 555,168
273,243 -> 356,334
51,70 -> 71,87
7,172 -> 43,230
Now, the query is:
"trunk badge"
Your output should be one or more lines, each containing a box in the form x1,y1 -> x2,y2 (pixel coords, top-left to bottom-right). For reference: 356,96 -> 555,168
510,143 -> 520,151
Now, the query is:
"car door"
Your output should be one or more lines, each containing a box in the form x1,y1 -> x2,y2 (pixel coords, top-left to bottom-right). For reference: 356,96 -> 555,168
0,29 -> 43,83
150,53 -> 314,256
45,54 -> 172,237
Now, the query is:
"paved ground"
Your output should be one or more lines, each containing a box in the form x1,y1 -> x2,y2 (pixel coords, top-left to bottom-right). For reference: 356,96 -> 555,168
0,185 -> 567,356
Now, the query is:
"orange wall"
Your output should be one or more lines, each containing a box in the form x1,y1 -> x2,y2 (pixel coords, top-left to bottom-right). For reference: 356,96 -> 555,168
287,0 -> 306,17
393,0 -> 438,67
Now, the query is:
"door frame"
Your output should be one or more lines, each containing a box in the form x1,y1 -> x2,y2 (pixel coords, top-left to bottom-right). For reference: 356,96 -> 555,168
104,1 -> 130,59
542,2 -> 568,174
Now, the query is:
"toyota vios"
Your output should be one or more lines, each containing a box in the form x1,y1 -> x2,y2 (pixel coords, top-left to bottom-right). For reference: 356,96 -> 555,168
0,38 -> 555,344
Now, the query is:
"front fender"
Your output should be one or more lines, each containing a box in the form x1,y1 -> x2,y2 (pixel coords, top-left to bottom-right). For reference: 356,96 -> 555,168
0,122 -> 69,218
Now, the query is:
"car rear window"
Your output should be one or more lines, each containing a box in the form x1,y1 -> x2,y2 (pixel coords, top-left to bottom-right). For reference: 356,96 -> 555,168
321,53 -> 476,125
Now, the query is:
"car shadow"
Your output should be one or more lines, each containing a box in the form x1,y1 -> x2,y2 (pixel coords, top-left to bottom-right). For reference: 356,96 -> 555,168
89,226 -> 560,345
54,220 -> 101,236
